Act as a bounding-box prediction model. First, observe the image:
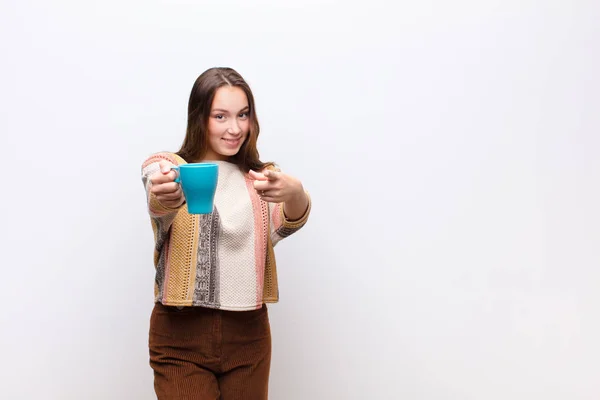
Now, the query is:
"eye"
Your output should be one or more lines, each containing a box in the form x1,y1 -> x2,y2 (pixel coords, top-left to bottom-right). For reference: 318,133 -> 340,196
239,112 -> 249,119
215,114 -> 225,120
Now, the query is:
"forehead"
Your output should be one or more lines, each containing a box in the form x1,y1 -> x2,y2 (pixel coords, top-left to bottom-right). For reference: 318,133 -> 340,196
211,86 -> 248,111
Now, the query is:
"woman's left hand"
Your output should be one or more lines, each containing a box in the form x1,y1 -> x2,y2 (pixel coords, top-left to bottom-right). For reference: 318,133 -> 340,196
249,169 -> 304,204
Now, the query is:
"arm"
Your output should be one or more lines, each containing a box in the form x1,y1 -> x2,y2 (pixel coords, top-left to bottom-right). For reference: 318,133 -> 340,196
141,153 -> 185,221
249,168 -> 311,245
268,192 -> 311,246
282,186 -> 310,221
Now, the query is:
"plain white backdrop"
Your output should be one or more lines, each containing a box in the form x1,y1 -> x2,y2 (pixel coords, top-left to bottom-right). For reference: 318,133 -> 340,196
1,0 -> 599,399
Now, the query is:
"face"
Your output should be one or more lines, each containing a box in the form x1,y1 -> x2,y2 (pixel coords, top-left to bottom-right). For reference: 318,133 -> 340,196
204,86 -> 250,161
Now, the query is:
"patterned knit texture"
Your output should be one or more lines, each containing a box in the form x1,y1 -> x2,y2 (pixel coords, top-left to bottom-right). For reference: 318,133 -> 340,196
141,152 -> 311,311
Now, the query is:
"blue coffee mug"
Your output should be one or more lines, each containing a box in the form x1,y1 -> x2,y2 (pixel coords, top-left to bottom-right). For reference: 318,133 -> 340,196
170,163 -> 219,214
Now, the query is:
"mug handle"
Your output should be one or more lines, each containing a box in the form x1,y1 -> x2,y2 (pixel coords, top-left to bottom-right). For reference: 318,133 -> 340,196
170,166 -> 181,183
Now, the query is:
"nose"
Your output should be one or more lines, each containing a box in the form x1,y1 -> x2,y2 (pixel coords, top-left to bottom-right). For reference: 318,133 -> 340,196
228,119 -> 242,135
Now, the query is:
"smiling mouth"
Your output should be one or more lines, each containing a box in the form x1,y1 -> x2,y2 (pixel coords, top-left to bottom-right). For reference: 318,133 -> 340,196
222,138 -> 241,146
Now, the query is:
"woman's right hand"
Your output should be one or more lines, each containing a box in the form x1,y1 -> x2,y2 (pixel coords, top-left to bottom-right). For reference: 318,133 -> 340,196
149,160 -> 185,209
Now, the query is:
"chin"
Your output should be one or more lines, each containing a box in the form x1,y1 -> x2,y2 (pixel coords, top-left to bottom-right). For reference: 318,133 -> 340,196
218,147 -> 242,157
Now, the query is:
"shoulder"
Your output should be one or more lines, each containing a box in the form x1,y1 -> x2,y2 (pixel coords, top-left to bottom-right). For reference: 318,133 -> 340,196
141,151 -> 187,169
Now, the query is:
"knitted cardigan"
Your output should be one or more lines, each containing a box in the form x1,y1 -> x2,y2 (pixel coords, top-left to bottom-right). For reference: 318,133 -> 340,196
141,152 -> 311,311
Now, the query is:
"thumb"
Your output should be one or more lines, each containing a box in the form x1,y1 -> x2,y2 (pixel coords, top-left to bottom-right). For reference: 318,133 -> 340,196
263,169 -> 282,181
159,160 -> 173,174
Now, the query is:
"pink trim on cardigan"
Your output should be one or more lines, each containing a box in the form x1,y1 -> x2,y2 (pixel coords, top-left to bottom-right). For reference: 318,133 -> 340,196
245,175 -> 267,308
271,203 -> 283,231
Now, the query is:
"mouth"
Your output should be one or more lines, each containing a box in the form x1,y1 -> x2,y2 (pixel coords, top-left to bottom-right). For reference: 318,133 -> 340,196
222,137 -> 241,147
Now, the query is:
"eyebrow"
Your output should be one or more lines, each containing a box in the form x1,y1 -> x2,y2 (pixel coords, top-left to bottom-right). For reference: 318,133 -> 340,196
211,106 -> 250,113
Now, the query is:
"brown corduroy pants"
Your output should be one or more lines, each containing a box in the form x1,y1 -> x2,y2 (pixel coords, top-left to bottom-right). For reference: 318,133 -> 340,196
149,302 -> 272,400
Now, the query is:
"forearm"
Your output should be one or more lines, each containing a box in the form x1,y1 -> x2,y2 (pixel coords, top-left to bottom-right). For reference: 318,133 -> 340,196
148,191 -> 184,217
283,190 -> 310,221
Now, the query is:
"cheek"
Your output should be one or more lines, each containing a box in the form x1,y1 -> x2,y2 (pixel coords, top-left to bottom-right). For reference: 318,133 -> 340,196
207,122 -> 222,140
207,120 -> 218,135
241,120 -> 251,135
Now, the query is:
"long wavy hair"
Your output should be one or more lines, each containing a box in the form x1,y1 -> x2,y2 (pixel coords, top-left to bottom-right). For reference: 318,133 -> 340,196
176,67 -> 274,172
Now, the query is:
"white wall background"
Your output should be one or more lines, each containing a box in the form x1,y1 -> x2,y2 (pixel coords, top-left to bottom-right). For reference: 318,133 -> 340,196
1,0 -> 599,399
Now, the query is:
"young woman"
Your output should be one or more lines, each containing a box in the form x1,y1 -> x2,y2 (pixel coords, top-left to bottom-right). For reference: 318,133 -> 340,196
141,67 -> 311,399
